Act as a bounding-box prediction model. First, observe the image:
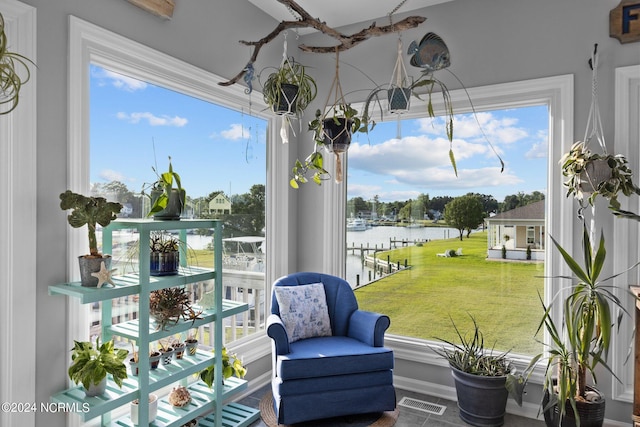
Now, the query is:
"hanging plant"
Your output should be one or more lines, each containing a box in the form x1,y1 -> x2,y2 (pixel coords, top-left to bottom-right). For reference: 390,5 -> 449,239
290,50 -> 369,188
0,12 -> 34,115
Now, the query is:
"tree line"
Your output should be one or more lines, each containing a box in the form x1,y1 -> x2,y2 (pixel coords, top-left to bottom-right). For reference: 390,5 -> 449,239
90,181 -> 266,238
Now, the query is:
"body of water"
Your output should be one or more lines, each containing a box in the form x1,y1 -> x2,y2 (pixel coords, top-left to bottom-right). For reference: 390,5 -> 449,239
346,226 -> 457,287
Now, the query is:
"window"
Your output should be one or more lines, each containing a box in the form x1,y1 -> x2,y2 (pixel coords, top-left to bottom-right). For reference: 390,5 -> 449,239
68,17 -> 290,361
339,75 -> 575,360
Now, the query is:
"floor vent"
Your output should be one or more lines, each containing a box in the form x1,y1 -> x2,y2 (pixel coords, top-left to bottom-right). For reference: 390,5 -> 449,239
398,397 -> 447,415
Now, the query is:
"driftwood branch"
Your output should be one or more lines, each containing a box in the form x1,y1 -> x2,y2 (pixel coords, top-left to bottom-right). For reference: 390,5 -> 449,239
219,0 -> 426,86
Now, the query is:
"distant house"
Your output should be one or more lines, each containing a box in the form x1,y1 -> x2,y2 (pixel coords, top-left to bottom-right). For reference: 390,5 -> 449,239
209,193 -> 232,215
485,200 -> 545,261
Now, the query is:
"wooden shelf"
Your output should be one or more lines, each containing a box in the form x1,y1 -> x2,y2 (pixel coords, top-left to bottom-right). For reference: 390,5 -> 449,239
49,267 -> 216,304
108,299 -> 249,341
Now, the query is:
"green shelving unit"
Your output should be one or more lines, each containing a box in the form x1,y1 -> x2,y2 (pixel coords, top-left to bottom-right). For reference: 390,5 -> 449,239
49,219 -> 260,426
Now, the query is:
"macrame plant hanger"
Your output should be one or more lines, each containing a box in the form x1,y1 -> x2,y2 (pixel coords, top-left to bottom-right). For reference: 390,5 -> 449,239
581,44 -> 609,238
387,0 -> 411,138
279,31 -> 299,144
321,48 -> 349,183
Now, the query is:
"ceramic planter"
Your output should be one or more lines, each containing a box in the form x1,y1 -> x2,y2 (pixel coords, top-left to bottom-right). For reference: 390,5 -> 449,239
273,83 -> 299,116
387,87 -> 411,113
78,255 -> 112,287
159,347 -> 174,365
83,377 -> 107,397
149,351 -> 162,370
151,188 -> 186,220
451,366 -> 509,427
130,393 -> 158,425
150,251 -> 179,276
172,342 -> 186,360
185,339 -> 198,356
322,118 -> 353,153
542,382 -> 605,427
129,357 -> 139,376
579,159 -> 612,193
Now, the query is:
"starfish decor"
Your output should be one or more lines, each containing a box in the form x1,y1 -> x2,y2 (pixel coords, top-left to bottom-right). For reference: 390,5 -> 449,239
219,0 -> 427,87
91,261 -> 117,288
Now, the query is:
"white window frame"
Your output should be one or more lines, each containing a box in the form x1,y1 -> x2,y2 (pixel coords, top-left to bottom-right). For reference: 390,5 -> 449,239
329,74 -> 575,388
612,64 -> 640,403
0,2 -> 37,426
66,16 -> 287,397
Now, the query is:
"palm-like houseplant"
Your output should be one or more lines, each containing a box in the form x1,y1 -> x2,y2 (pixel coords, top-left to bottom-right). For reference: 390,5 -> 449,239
524,223 -> 639,426
0,12 -> 34,115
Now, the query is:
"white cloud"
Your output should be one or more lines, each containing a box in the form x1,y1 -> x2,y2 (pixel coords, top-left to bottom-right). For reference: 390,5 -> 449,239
525,130 -> 549,159
116,112 -> 188,127
220,124 -> 250,141
93,68 -> 147,92
347,135 -> 521,192
417,112 -> 528,145
99,169 -> 128,182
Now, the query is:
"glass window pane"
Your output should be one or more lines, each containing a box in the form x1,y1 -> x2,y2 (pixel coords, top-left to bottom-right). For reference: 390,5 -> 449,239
348,105 -> 547,356
89,65 -> 267,347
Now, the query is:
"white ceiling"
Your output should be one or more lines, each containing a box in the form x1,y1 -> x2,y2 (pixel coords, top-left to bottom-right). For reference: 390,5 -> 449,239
247,0 -> 454,32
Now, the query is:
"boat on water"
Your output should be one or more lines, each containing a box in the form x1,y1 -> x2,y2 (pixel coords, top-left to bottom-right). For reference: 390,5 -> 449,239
347,218 -> 368,231
222,236 -> 265,272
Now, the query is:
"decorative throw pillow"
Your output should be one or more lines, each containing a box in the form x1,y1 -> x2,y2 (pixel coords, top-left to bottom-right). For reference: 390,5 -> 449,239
274,283 -> 332,343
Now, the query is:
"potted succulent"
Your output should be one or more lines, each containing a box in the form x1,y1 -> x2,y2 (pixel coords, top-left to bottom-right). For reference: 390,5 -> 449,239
433,315 -> 518,427
184,331 -> 199,356
59,190 -> 123,287
158,340 -> 174,365
68,338 -> 129,397
199,346 -> 246,388
143,156 -> 185,220
149,286 -> 202,331
262,57 -> 317,117
149,232 -> 180,276
0,12 -> 35,115
510,222 -> 640,427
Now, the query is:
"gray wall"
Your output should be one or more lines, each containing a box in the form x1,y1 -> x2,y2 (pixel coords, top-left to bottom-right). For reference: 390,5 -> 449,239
17,0 -> 640,425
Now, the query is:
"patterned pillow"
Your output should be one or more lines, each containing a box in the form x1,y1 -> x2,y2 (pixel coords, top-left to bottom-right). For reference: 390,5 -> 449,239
274,283 -> 332,343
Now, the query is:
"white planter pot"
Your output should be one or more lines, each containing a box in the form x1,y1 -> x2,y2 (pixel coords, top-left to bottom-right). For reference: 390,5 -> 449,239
130,393 -> 158,425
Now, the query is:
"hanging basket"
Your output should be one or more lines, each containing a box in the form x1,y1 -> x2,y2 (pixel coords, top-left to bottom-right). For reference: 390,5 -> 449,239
322,118 -> 353,153
387,87 -> 411,113
579,158 -> 612,194
273,83 -> 300,116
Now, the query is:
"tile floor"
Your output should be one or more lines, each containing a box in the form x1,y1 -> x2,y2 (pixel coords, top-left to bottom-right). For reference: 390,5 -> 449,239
236,385 -> 545,427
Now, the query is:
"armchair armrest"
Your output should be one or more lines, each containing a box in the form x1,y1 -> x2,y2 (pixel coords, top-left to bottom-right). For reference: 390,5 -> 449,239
348,310 -> 390,347
267,314 -> 291,355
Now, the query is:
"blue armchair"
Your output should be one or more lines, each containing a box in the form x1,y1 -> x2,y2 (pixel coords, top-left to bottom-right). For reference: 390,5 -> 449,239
267,272 -> 395,425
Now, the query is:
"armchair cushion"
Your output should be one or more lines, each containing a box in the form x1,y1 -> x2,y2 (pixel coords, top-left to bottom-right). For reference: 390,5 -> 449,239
274,283 -> 332,343
276,336 -> 394,380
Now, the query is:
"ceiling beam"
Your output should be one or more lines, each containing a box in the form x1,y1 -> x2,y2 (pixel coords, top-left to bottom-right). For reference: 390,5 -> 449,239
126,0 -> 175,19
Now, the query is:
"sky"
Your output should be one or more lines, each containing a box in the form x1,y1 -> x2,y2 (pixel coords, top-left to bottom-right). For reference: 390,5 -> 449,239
90,65 -> 548,203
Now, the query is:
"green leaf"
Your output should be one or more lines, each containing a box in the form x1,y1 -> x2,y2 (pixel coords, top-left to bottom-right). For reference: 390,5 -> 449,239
449,149 -> 458,177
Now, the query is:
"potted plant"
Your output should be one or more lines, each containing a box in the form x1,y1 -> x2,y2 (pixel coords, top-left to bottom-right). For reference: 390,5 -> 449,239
150,232 -> 180,276
560,141 -> 638,210
143,156 -> 185,220
0,12 -> 34,115
184,331 -> 199,356
158,340 -> 174,365
262,57 -> 317,117
149,286 -> 203,331
433,315 -> 518,427
59,190 -> 123,287
199,346 -> 246,388
130,394 -> 158,425
511,222 -> 640,427
68,338 -> 129,397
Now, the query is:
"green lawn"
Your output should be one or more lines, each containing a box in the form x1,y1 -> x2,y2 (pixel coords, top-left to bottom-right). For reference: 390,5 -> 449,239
354,231 -> 545,356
